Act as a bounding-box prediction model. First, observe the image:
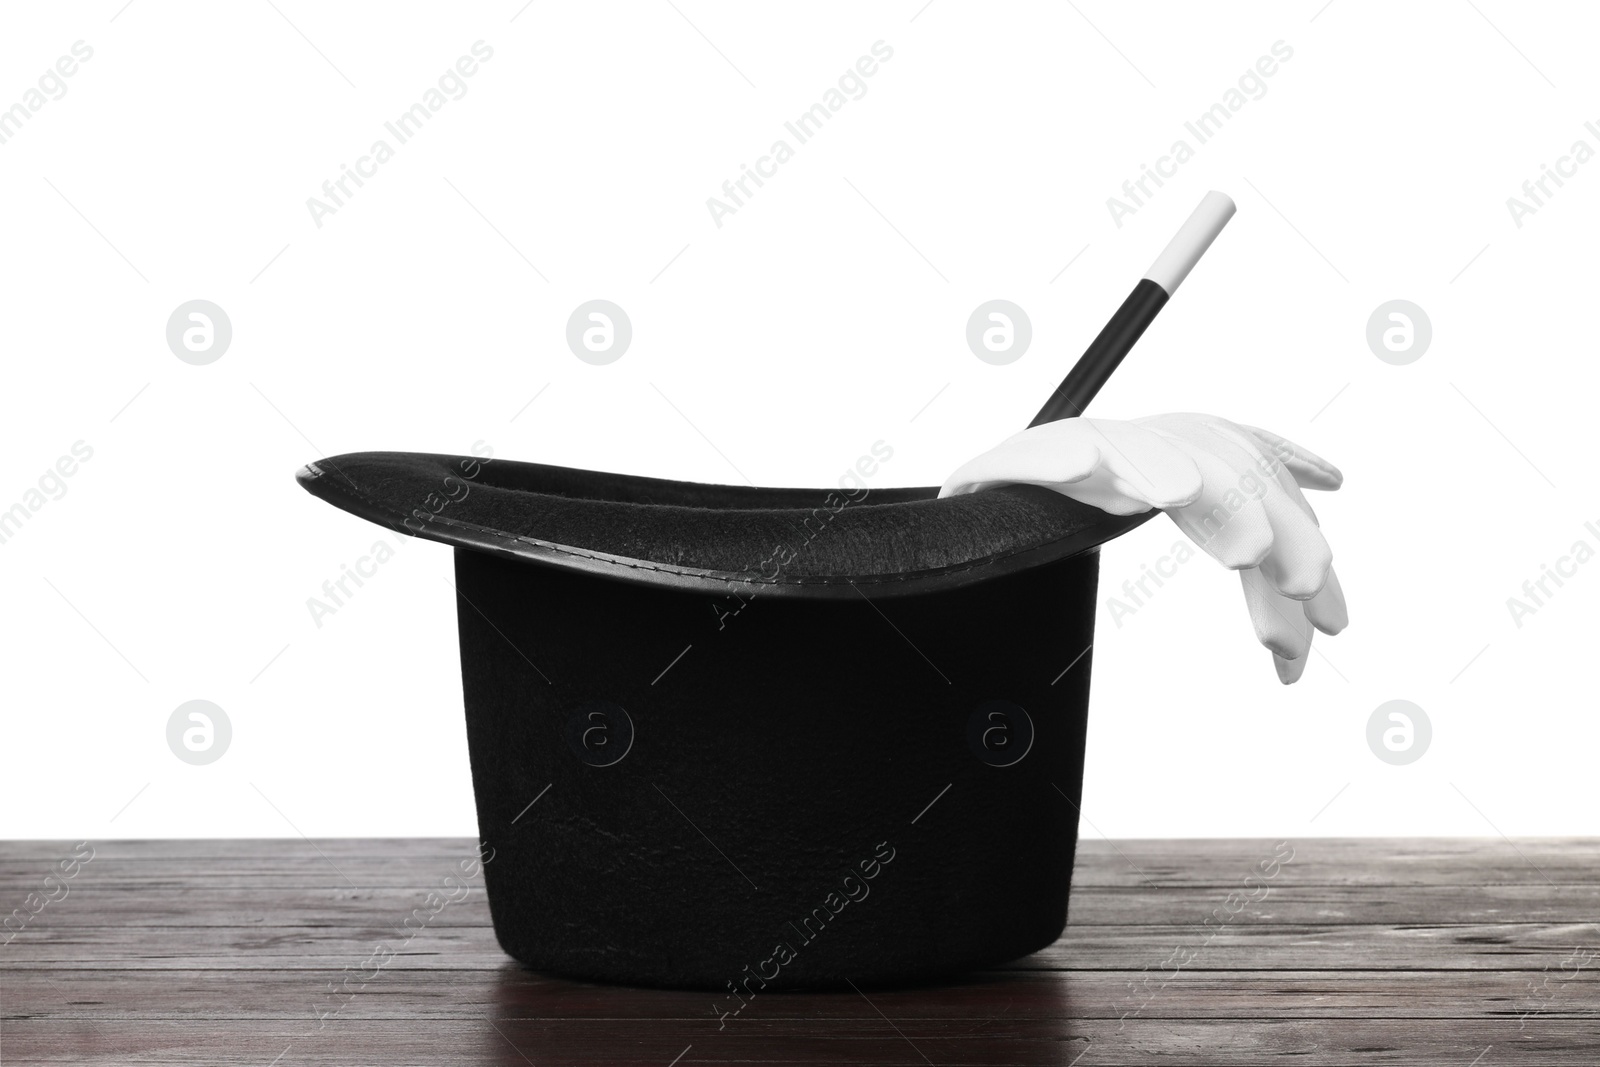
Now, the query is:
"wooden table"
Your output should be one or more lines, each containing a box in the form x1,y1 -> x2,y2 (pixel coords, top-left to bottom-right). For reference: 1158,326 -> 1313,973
4,838 -> 1596,1064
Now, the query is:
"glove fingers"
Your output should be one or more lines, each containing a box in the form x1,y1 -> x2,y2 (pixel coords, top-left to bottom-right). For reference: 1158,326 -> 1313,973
1239,567 -> 1313,661
1230,424 -> 1322,530
1184,420 -> 1332,599
1147,426 -> 1275,569
1303,567 -> 1349,635
1258,488 -> 1335,600
1242,424 -> 1343,491
1273,650 -> 1310,685
1258,443 -> 1320,523
944,412 -> 1345,687
1166,481 -> 1274,570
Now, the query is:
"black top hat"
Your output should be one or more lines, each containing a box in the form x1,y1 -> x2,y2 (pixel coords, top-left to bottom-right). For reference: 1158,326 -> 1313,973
297,195 -> 1235,990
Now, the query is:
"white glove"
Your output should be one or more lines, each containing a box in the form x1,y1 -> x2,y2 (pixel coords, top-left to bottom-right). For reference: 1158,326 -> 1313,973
940,413 -> 1347,684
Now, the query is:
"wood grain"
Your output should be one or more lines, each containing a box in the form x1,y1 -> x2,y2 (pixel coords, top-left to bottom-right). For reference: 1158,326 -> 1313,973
3,838 -> 1597,1064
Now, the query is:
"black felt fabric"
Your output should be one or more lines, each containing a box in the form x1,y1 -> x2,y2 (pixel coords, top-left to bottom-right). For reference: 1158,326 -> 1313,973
454,545 -> 1101,989
299,451 -> 1149,586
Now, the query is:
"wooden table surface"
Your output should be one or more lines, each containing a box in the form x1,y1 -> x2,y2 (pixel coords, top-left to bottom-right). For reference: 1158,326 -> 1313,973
3,837 -> 1597,1065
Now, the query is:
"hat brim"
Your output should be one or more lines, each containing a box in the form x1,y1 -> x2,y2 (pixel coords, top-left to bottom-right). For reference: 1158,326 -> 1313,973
297,451 -> 1154,600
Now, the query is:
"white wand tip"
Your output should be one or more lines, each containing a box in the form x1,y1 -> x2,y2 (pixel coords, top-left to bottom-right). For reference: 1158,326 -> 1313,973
1143,190 -> 1236,296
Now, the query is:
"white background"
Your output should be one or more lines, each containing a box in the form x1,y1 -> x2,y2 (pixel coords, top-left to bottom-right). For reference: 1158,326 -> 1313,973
1,1 -> 1594,841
